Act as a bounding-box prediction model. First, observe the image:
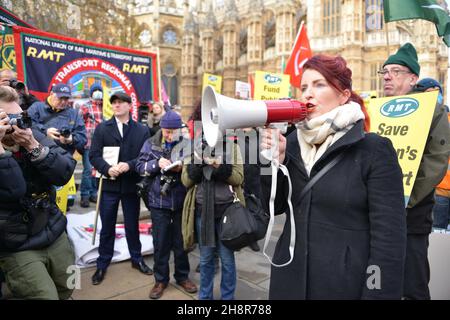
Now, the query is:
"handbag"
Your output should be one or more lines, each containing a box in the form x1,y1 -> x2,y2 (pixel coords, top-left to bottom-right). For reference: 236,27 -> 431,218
219,190 -> 269,251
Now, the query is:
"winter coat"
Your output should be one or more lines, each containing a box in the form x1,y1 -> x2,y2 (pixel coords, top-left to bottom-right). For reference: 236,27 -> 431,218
406,101 -> 450,234
181,142 -> 245,250
135,130 -> 188,210
27,100 -> 87,154
89,117 -> 150,194
0,129 -> 76,252
261,121 -> 407,300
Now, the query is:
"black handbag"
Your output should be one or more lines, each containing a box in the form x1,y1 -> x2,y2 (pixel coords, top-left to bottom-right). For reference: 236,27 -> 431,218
219,191 -> 269,251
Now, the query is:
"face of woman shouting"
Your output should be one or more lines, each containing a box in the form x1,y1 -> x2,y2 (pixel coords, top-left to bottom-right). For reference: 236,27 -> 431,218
300,69 -> 351,120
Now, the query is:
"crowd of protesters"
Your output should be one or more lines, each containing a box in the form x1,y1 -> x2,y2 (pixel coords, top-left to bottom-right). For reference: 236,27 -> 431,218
0,41 -> 449,301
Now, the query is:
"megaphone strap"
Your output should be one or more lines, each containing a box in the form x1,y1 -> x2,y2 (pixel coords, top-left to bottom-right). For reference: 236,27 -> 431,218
263,161 -> 296,267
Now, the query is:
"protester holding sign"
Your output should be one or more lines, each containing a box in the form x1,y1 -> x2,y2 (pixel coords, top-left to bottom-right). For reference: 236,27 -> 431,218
89,92 -> 152,286
381,43 -> 450,300
260,55 -> 407,299
27,83 -> 87,155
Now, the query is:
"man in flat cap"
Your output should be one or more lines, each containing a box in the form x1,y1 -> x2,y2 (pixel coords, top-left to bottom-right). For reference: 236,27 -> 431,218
381,43 -> 450,300
89,92 -> 152,285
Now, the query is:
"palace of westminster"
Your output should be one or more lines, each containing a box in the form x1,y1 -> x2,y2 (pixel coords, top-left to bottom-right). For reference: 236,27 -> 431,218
130,0 -> 449,118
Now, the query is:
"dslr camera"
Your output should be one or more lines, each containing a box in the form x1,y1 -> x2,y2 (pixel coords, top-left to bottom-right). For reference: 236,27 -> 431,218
59,128 -> 71,138
9,79 -> 26,92
8,112 -> 32,129
160,174 -> 176,196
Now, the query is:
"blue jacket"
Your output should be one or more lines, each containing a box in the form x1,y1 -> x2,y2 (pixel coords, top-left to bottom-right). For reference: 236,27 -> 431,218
135,130 -> 188,211
90,117 -> 150,194
27,100 -> 87,154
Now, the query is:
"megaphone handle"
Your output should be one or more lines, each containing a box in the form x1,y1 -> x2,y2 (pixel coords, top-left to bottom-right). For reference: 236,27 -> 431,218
260,123 -> 287,162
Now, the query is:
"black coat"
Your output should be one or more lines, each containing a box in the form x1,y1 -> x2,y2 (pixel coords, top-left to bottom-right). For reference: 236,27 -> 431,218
90,117 -> 150,194
261,121 -> 407,300
0,130 -> 76,252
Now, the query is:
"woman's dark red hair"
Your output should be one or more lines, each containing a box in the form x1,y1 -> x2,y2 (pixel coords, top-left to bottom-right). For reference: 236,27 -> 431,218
302,54 -> 370,132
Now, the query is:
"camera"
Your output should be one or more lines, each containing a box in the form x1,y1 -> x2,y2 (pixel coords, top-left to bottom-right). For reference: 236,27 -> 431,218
59,128 -> 71,138
9,79 -> 26,91
8,112 -> 32,129
160,174 -> 176,196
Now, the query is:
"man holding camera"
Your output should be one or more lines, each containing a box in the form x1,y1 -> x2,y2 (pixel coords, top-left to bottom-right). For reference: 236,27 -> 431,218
136,110 -> 197,299
89,92 -> 152,285
27,83 -> 86,155
0,69 -> 38,111
0,86 -> 76,299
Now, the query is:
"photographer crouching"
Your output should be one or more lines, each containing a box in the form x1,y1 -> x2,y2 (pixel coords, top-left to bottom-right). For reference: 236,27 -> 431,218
135,110 -> 197,299
0,86 -> 76,299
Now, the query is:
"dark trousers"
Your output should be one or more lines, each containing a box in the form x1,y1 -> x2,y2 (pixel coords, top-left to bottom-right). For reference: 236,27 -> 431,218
403,233 -> 431,300
150,207 -> 190,284
97,191 -> 143,270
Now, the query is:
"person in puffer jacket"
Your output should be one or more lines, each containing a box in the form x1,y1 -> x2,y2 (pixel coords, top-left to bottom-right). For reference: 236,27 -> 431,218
0,86 -> 76,300
135,110 -> 197,300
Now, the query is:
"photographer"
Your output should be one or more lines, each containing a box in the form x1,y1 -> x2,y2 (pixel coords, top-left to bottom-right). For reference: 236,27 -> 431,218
27,83 -> 87,155
0,69 -> 39,111
0,86 -> 76,300
135,110 -> 197,299
181,131 -> 244,300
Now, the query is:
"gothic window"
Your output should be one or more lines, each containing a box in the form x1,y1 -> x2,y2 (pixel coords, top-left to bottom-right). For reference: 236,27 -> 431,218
162,63 -> 178,105
370,62 -> 383,97
322,0 -> 341,36
216,37 -> 223,61
265,18 -> 276,49
240,29 -> 248,55
366,0 -> 384,32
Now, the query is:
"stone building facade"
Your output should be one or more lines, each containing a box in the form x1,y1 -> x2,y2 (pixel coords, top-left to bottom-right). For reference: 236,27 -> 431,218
131,0 -> 449,119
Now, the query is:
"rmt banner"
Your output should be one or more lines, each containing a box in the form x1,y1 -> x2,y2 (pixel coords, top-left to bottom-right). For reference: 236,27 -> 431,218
13,26 -> 159,120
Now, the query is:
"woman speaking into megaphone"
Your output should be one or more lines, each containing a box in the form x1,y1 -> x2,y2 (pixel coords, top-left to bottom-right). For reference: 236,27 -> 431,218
259,54 -> 407,300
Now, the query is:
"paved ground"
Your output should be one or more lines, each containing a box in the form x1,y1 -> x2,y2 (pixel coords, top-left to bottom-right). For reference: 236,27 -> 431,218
67,196 -> 284,300
2,194 -> 283,300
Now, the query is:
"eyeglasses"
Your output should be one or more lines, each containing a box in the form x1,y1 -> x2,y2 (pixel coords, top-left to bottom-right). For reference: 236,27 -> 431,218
377,69 -> 412,77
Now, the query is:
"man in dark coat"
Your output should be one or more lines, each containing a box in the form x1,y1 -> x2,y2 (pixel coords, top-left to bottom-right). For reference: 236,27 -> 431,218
89,92 -> 152,285
381,43 -> 450,299
0,86 -> 76,299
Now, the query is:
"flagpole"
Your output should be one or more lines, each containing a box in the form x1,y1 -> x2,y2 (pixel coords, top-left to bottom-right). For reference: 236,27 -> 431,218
156,46 -> 163,103
384,21 -> 391,57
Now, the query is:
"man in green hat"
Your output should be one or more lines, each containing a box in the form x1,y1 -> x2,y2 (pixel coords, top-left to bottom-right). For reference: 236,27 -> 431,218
382,43 -> 450,300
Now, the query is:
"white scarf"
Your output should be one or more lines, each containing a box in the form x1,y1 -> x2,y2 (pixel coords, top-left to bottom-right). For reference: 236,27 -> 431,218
296,101 -> 365,175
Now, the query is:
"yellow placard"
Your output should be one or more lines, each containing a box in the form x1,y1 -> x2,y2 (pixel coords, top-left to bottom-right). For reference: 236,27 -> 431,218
103,86 -> 113,120
253,71 -> 290,100
358,90 -> 378,109
55,175 -> 76,214
202,73 -> 222,94
368,91 -> 438,205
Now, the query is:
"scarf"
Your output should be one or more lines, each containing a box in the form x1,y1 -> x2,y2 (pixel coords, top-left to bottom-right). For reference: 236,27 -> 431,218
296,101 -> 365,175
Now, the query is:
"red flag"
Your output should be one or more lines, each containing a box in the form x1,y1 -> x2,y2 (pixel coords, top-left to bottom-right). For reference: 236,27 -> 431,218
248,74 -> 254,99
284,21 -> 312,88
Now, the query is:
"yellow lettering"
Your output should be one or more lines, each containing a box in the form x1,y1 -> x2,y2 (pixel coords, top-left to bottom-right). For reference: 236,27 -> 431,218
26,46 -> 37,57
123,63 -> 149,74
5,50 -> 15,66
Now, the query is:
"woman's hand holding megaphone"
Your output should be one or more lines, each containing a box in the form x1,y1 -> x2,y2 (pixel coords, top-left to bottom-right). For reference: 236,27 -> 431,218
260,127 -> 287,164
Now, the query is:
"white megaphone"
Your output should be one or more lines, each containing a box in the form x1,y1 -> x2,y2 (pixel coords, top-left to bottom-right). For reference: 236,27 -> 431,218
202,85 -> 308,147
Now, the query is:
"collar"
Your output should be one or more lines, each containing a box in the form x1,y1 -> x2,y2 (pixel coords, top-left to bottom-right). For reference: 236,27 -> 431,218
46,97 -> 62,113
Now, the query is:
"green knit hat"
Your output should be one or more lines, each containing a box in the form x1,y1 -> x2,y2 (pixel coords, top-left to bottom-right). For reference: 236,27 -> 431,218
383,43 -> 420,76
